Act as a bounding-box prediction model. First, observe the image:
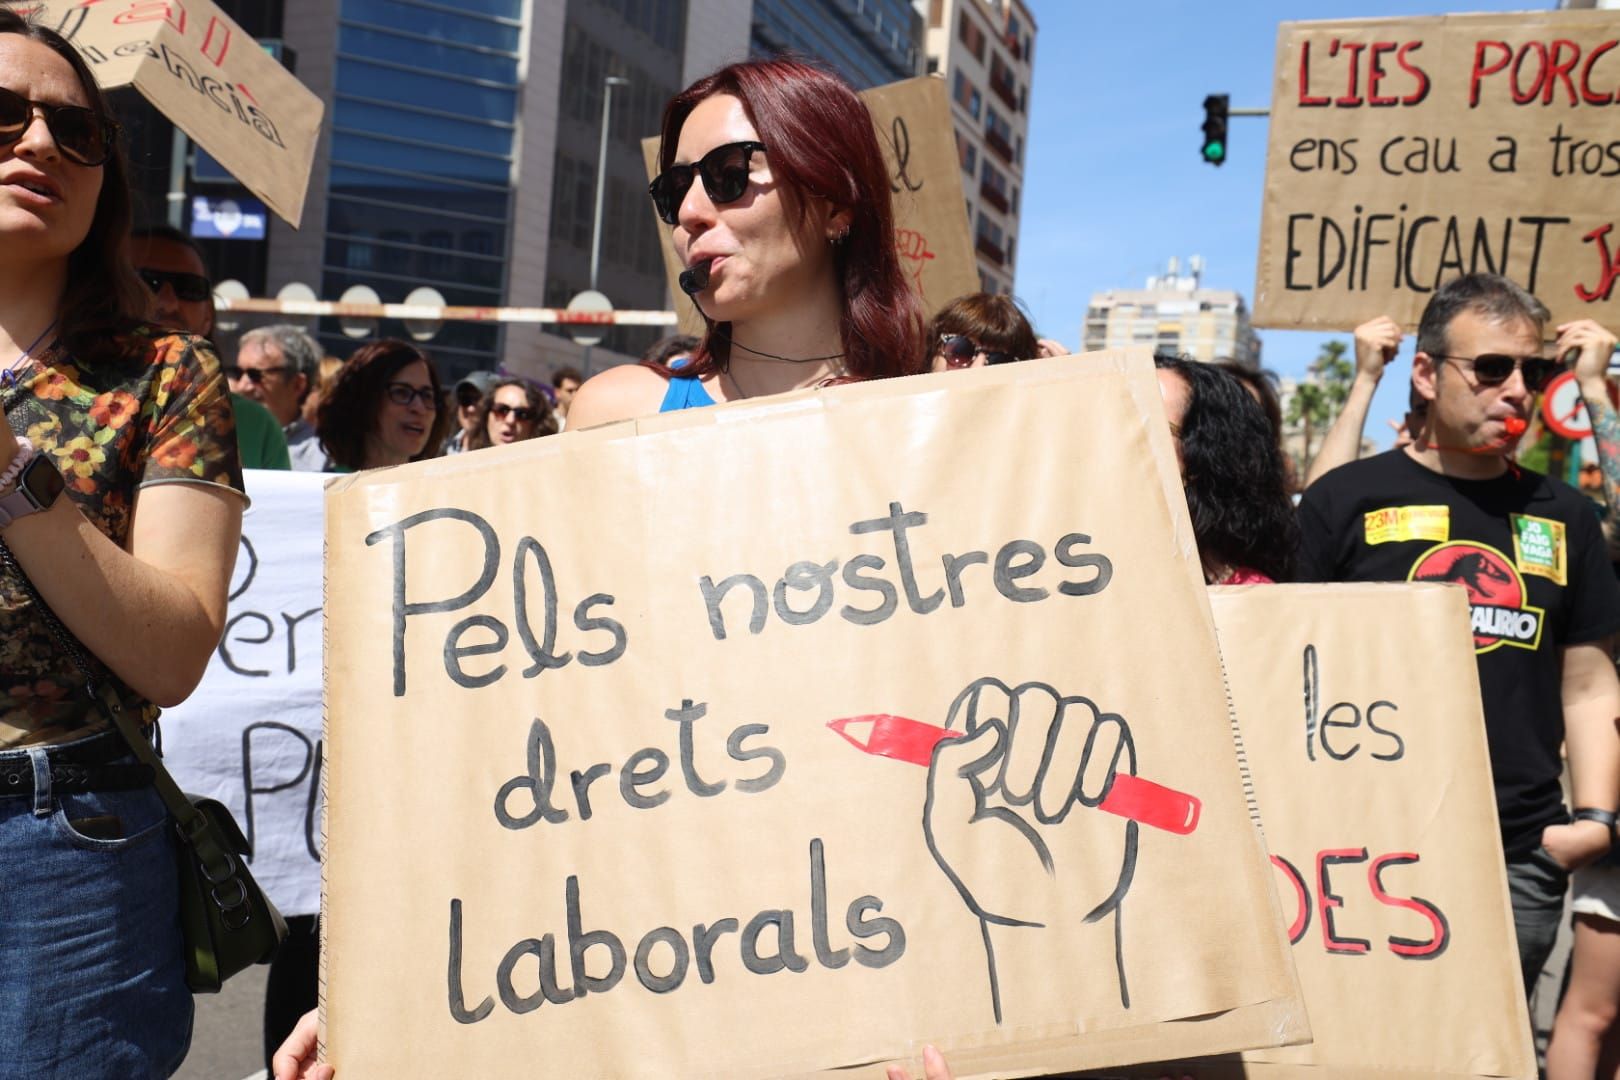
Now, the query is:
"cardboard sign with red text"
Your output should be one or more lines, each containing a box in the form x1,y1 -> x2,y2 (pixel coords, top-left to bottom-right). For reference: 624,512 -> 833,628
320,352 -> 1306,1078
15,0 -> 323,225
1192,584 -> 1533,1079
1254,11 -> 1620,330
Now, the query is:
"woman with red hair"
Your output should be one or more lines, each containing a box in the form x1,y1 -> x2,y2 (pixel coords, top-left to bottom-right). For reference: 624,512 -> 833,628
271,57 -> 928,1080
566,56 -> 927,427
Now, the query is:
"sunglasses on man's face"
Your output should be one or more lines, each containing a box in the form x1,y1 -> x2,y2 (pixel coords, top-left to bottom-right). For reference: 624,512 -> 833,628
491,403 -> 537,423
0,85 -> 115,167
647,141 -> 767,226
139,268 -> 212,303
939,333 -> 1016,368
1432,353 -> 1560,393
223,364 -> 289,385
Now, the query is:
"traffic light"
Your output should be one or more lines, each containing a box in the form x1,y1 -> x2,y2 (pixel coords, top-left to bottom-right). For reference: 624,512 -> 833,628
1201,94 -> 1229,166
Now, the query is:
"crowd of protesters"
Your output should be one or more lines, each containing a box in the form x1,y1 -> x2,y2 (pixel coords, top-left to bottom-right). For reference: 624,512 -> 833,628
5,13 -> 1620,1079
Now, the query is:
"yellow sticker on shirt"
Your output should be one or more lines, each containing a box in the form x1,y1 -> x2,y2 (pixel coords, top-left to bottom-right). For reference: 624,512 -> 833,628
1364,505 -> 1451,545
1511,514 -> 1567,585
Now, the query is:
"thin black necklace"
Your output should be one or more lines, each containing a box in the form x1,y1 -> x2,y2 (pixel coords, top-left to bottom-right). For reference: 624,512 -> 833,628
718,329 -> 843,364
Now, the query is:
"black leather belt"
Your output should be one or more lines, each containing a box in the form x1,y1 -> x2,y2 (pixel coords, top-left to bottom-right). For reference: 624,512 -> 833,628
0,730 -> 154,797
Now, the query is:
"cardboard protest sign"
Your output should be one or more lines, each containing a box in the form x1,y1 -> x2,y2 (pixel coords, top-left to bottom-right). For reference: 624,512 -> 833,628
643,75 -> 980,337
16,0 -> 323,225
320,351 -> 1307,1078
1189,584 -> 1531,1079
1254,11 -> 1620,331
163,470 -> 325,916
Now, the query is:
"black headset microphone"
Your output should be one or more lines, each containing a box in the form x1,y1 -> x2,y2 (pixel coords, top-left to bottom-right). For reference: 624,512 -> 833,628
678,259 -> 711,297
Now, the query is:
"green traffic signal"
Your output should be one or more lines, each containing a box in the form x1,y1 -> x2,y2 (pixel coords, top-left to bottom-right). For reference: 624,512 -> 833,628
1201,93 -> 1229,168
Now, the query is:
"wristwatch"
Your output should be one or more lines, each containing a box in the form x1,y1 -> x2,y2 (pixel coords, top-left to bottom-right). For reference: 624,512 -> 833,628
0,450 -> 65,528
1572,807 -> 1619,849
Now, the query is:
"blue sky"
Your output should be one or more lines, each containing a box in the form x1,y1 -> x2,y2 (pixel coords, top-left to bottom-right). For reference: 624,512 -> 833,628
1017,0 -> 1537,445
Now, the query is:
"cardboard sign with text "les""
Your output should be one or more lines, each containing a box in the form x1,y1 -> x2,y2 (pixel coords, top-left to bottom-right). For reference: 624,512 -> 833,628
1189,585 -> 1530,1079
1254,12 -> 1620,331
15,0 -> 323,225
643,75 -> 981,337
320,351 -> 1307,1078
163,470 -> 325,917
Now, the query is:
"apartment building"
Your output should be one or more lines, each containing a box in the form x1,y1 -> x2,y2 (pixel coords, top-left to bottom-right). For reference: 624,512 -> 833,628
1081,258 -> 1263,369
916,0 -> 1036,295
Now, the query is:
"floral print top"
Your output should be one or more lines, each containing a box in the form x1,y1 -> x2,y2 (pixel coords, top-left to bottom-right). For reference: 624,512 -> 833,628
0,324 -> 245,749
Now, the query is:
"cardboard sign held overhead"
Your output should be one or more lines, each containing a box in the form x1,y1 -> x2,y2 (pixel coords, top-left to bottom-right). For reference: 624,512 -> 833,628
1254,11 -> 1620,331
1196,584 -> 1533,1079
17,0 -> 323,226
643,75 -> 981,337
321,352 -> 1306,1077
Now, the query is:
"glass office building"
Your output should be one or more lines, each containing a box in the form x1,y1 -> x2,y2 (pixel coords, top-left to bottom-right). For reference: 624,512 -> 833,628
319,0 -> 523,369
750,0 -> 921,89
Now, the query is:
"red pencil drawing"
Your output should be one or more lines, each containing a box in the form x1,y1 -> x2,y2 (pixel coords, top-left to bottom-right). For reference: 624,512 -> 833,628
829,678 -> 1203,1023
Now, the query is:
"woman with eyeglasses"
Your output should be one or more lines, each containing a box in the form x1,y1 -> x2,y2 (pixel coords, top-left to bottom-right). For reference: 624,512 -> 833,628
564,57 -> 926,431
315,339 -> 450,473
0,14 -> 247,1075
465,377 -> 556,452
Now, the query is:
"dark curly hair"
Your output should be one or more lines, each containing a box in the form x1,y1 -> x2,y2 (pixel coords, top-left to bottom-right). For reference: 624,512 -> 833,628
1156,355 -> 1298,583
2,11 -> 147,365
465,378 -> 556,451
316,339 -> 449,470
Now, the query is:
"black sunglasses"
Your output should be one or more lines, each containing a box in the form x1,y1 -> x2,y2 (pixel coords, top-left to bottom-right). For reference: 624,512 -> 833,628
386,382 -> 441,409
139,268 -> 212,303
939,333 -> 1016,368
0,85 -> 115,167
1432,353 -> 1559,393
491,403 -> 537,423
223,364 -> 289,385
647,141 -> 767,225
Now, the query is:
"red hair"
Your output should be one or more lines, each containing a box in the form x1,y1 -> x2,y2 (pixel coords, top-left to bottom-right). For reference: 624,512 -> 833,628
651,57 -> 926,382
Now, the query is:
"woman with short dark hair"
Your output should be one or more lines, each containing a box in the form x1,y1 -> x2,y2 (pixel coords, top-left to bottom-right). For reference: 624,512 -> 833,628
315,340 -> 450,472
927,292 -> 1040,371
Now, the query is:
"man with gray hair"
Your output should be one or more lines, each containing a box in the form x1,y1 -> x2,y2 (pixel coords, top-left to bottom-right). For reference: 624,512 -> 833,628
1298,273 -> 1620,998
231,324 -> 326,471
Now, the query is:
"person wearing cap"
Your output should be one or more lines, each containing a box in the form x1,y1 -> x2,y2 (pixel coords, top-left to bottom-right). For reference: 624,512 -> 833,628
444,370 -> 497,454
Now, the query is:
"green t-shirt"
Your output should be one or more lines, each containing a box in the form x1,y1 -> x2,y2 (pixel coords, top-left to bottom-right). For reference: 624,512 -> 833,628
231,393 -> 290,470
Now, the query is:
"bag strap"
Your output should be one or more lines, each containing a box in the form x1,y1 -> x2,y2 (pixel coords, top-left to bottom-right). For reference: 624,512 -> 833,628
0,538 -> 228,871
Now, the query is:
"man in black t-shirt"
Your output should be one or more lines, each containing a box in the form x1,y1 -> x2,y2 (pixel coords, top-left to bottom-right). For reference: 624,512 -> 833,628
1297,273 -> 1620,996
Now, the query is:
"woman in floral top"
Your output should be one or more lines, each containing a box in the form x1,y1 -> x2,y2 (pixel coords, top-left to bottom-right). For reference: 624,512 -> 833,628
0,14 -> 245,1077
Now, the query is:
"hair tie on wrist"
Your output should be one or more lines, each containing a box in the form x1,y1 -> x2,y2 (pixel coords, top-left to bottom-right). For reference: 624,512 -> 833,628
0,438 -> 34,492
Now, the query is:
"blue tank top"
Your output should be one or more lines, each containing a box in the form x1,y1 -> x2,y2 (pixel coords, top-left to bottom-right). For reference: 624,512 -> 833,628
659,374 -> 715,412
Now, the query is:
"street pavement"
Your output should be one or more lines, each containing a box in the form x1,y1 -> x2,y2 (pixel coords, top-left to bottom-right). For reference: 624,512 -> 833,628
175,964 -> 267,1080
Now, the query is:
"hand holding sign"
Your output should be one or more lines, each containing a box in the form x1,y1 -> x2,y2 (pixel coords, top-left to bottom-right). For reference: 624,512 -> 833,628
921,678 -> 1142,1022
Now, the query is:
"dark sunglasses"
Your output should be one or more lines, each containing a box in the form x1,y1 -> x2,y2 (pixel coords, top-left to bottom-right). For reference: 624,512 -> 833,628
223,364 -> 289,385
939,333 -> 1016,368
1432,353 -> 1559,393
647,141 -> 767,225
0,85 -> 115,167
139,268 -> 212,303
491,403 -> 537,423
386,382 -> 441,409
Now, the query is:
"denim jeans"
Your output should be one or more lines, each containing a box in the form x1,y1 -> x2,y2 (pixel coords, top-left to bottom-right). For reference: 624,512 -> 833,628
1506,844 -> 1570,997
0,738 -> 193,1078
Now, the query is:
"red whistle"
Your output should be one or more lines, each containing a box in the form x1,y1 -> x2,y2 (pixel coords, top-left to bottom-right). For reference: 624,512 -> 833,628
1503,416 -> 1528,437
827,714 -> 1201,836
